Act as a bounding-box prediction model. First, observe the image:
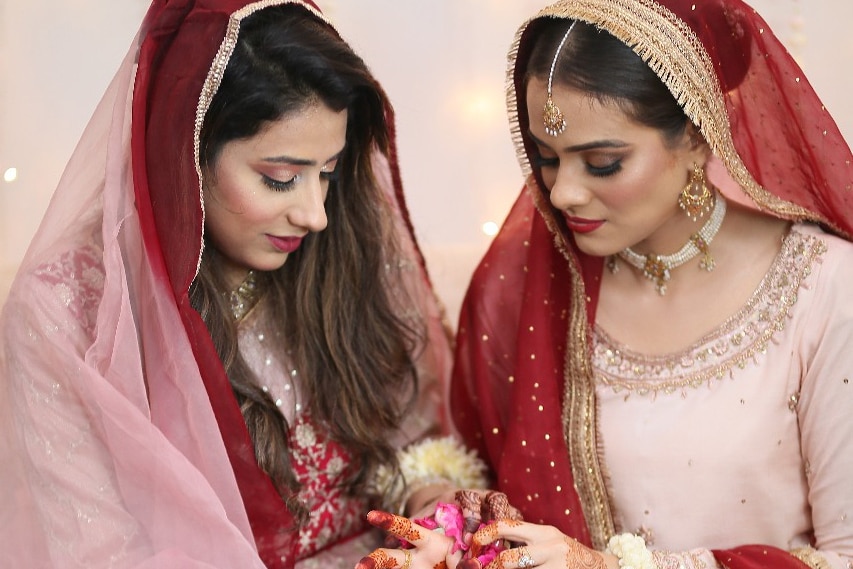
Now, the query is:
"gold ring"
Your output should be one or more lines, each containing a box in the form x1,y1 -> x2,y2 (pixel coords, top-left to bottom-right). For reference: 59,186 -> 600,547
401,549 -> 413,569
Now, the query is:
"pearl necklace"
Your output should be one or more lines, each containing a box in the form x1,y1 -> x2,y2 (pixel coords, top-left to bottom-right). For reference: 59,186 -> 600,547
615,193 -> 727,295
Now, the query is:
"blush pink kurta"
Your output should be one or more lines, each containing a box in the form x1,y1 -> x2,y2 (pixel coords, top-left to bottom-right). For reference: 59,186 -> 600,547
594,224 -> 853,568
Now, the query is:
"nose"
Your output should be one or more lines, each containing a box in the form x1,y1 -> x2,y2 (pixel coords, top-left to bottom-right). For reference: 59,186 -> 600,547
548,167 -> 592,211
290,176 -> 328,232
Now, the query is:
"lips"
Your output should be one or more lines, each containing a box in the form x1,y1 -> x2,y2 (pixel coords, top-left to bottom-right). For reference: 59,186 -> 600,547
266,234 -> 303,253
563,215 -> 604,234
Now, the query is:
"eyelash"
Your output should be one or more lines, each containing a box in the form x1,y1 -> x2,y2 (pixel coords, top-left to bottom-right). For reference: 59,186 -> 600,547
262,174 -> 297,193
262,170 -> 339,193
532,154 -> 622,179
586,160 -> 622,178
532,155 -> 559,169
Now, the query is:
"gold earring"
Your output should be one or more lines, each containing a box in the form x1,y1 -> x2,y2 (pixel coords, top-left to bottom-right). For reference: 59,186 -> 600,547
678,164 -> 712,221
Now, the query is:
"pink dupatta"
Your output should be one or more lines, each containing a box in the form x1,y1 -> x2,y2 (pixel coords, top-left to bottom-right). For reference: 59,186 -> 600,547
0,1 -> 451,567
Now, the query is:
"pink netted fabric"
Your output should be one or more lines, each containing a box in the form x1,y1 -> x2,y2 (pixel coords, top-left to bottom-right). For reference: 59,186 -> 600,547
0,1 -> 452,567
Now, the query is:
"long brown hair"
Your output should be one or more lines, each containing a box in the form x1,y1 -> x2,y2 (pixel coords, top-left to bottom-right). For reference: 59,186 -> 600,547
190,4 -> 420,525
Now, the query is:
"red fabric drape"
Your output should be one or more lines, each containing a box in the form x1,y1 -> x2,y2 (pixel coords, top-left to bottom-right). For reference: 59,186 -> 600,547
131,1 -> 422,566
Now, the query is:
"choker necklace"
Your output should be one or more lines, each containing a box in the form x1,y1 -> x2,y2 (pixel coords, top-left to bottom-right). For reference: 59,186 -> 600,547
230,270 -> 261,321
614,193 -> 727,295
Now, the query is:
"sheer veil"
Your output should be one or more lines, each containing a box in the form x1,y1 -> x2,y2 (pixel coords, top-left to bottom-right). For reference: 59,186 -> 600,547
0,1 -> 452,567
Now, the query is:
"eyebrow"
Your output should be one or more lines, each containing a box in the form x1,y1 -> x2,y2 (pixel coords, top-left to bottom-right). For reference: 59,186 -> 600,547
528,132 -> 629,153
260,149 -> 344,166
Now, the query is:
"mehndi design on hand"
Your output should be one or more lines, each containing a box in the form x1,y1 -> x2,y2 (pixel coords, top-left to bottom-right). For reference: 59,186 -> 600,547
356,549 -> 397,569
564,537 -> 606,569
368,510 -> 427,543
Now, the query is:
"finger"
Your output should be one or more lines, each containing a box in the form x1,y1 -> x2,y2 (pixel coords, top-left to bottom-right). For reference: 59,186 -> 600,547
469,520 -> 535,547
455,489 -> 484,517
355,548 -> 412,569
457,559 -> 482,569
366,510 -> 431,546
504,546 -> 536,569
483,492 -> 523,522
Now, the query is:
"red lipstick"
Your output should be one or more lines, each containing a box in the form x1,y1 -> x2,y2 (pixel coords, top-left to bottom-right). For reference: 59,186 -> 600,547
564,215 -> 604,234
266,235 -> 303,253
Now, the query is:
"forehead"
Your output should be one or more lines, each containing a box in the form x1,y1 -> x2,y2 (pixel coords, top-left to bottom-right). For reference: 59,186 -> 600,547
526,78 -> 645,142
237,102 -> 348,154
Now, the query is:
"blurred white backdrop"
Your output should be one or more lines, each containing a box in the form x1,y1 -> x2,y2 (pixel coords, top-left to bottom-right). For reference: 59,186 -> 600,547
1,0 -> 850,327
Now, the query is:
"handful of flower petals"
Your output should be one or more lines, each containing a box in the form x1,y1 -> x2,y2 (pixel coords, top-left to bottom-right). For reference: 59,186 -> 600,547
403,502 -> 506,566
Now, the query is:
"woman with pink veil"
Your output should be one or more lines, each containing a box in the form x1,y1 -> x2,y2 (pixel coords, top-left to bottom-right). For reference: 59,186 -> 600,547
0,1 -> 477,567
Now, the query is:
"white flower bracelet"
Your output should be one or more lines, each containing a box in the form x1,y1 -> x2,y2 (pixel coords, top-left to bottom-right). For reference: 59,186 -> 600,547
374,436 -> 489,514
605,533 -> 657,569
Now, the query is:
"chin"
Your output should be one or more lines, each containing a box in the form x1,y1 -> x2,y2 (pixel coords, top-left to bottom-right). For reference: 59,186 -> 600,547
253,253 -> 290,273
572,235 -> 620,259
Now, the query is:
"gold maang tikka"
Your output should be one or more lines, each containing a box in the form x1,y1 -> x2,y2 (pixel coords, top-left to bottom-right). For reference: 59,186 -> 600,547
543,21 -> 577,137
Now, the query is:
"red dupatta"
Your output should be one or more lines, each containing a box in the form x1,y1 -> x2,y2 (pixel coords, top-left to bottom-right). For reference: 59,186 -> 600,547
451,1 -> 853,568
135,1 -> 444,566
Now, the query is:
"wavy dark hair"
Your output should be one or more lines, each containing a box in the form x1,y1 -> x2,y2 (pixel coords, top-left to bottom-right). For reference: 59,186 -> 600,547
190,4 -> 419,525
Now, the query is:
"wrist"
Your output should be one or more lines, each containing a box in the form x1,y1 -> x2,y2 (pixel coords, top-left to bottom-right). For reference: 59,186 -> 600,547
601,552 -> 621,569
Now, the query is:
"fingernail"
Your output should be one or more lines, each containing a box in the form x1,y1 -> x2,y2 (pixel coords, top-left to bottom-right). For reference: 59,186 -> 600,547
366,510 -> 395,529
355,557 -> 377,569
458,559 -> 482,569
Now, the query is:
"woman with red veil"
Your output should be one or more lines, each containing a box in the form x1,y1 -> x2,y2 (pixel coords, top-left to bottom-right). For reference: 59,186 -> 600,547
447,1 -> 853,568
0,1 -> 478,567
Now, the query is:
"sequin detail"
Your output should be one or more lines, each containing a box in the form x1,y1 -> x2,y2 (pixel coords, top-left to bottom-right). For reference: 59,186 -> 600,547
593,229 -> 826,397
289,414 -> 366,557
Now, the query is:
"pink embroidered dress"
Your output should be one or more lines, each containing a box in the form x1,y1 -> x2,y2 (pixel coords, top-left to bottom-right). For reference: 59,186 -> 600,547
451,1 -> 853,569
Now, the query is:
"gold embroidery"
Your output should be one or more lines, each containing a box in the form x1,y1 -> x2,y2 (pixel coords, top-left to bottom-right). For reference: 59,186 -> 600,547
592,229 -> 826,396
790,546 -> 832,569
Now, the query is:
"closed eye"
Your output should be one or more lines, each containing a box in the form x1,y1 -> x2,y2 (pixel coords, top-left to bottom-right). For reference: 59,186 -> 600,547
262,174 -> 298,192
532,154 -> 559,169
586,160 -> 622,178
320,169 -> 339,183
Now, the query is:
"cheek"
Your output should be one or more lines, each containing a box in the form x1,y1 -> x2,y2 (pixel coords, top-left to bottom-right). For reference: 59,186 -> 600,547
206,173 -> 275,225
603,157 -> 679,210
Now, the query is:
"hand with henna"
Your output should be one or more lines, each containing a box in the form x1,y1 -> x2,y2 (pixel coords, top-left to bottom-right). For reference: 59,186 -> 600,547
457,520 -> 619,569
356,510 -> 460,569
455,490 -> 523,546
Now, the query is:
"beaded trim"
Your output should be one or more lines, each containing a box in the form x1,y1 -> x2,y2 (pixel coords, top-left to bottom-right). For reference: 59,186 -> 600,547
790,546 -> 832,569
594,227 -> 826,397
616,193 -> 726,295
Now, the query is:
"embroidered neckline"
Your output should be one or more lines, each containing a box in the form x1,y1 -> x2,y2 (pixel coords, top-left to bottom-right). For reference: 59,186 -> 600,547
593,227 -> 827,397
229,270 -> 262,321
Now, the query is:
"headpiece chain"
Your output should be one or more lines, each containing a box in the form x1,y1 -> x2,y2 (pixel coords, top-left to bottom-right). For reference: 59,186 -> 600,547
543,20 -> 577,137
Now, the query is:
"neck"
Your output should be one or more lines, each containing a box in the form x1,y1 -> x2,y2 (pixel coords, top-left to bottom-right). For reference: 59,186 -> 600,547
613,193 -> 727,295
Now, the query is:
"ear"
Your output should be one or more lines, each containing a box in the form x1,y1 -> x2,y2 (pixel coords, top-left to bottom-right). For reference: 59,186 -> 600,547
683,122 -> 711,166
